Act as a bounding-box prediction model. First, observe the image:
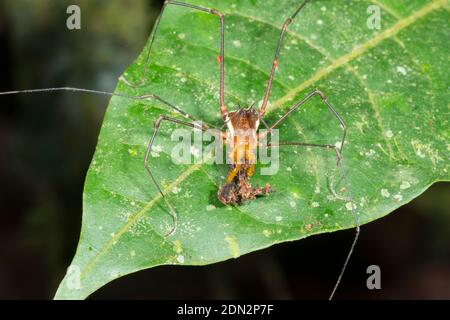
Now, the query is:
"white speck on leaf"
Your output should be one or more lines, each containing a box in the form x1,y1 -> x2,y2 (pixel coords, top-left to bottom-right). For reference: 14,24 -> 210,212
346,202 -> 356,211
400,181 -> 411,190
394,194 -> 403,202
109,270 -> 121,279
385,130 -> 393,138
178,33 -> 185,39
171,187 -> 181,194
183,190 -> 192,198
232,40 -> 241,47
381,189 -> 390,198
206,204 -> 216,211
312,202 -> 319,208
290,201 -> 296,208
360,197 -> 367,207
176,255 -> 185,263
275,216 -> 283,222
396,66 -> 407,75
151,145 -> 162,157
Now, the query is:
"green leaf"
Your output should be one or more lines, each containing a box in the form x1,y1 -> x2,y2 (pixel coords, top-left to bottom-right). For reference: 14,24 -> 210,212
54,0 -> 449,299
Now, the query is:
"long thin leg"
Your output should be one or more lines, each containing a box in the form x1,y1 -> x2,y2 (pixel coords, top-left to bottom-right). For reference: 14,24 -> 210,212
145,115 -> 215,237
271,141 -> 340,160
269,141 -> 360,300
1,87 -> 223,236
123,0 -> 228,117
263,89 -> 347,155
263,89 -> 358,299
0,87 -> 216,130
259,0 -> 309,116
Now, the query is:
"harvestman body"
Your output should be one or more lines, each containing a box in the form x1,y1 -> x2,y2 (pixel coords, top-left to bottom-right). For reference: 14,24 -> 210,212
0,0 -> 360,299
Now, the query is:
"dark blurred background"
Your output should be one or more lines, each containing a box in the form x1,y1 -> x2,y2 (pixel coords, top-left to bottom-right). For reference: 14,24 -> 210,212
0,0 -> 449,299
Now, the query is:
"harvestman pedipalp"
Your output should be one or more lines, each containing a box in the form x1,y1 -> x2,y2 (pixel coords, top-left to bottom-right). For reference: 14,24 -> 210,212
0,0 -> 360,299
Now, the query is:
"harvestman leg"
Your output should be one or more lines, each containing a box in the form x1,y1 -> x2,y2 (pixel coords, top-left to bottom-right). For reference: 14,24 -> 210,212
145,115 -> 220,237
253,2 -> 361,293
267,89 -> 347,154
264,89 -> 360,300
0,88 -> 210,129
259,0 -> 310,116
124,0 -> 229,117
1,1 -> 228,235
0,88 -> 218,236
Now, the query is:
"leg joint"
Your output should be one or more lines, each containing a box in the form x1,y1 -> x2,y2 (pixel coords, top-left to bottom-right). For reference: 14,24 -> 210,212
314,88 -> 327,100
282,18 -> 293,30
155,115 -> 167,126
210,8 -> 224,18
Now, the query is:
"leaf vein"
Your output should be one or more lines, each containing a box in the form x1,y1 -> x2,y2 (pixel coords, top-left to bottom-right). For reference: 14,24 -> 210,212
268,0 -> 446,113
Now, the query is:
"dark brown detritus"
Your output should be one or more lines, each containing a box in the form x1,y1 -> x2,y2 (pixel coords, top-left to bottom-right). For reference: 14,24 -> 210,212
218,164 -> 273,206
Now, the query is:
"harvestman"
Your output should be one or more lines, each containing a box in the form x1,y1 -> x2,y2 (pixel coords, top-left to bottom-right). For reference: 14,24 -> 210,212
0,0 -> 360,299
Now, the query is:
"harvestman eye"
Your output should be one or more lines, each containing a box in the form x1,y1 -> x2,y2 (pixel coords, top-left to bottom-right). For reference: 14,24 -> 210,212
0,0 -> 360,300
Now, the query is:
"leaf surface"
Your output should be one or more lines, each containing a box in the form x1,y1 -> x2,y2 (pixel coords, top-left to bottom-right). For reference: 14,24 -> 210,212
54,0 -> 449,299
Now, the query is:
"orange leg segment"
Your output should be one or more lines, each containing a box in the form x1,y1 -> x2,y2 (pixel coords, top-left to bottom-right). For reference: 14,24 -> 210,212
226,164 -> 241,183
245,144 -> 255,177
